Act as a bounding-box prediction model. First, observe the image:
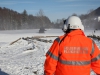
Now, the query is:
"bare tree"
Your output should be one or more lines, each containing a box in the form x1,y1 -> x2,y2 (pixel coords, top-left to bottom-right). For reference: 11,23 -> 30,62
36,9 -> 45,27
36,9 -> 46,33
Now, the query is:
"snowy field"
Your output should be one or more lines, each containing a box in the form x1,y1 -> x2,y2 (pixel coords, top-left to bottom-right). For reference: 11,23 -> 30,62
0,29 -> 100,75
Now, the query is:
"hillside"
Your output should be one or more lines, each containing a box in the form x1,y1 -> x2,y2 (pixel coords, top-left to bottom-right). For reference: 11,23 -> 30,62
0,7 -> 52,30
0,6 -> 100,30
89,7 -> 100,16
80,7 -> 100,30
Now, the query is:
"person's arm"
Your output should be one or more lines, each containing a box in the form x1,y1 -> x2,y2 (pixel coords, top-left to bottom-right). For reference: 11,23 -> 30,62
44,37 -> 60,75
91,40 -> 100,75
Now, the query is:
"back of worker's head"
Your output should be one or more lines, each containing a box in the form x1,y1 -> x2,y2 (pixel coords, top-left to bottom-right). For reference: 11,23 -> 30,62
62,16 -> 84,33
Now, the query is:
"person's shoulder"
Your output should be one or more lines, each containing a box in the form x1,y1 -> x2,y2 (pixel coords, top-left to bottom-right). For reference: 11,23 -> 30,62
55,34 -> 64,40
84,35 -> 93,42
54,35 -> 65,43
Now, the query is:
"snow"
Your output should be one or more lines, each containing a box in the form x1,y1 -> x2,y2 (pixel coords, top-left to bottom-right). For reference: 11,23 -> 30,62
0,29 -> 100,75
98,16 -> 100,22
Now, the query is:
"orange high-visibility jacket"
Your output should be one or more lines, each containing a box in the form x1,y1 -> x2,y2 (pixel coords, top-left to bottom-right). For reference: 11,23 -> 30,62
44,30 -> 100,75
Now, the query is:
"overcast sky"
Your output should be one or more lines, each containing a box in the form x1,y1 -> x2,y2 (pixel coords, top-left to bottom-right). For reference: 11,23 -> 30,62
0,0 -> 100,22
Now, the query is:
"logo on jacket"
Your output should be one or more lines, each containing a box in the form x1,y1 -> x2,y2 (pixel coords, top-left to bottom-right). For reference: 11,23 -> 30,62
64,46 -> 88,54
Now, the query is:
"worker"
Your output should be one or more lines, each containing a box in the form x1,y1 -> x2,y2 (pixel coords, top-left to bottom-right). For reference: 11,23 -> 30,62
44,16 -> 100,75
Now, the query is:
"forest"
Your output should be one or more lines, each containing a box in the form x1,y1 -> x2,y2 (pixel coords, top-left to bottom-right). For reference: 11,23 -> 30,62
0,7 -> 100,30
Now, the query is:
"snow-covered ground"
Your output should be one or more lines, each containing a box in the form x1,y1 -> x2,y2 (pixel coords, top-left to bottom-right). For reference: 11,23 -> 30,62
0,29 -> 100,75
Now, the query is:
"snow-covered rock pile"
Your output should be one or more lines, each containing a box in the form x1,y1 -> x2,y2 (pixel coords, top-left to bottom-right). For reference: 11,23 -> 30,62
0,38 -> 53,75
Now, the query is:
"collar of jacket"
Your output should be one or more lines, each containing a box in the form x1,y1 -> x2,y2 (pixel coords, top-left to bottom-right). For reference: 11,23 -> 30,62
67,29 -> 85,36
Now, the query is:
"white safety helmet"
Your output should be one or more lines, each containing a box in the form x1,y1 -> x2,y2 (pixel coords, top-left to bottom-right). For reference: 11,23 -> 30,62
62,16 -> 84,32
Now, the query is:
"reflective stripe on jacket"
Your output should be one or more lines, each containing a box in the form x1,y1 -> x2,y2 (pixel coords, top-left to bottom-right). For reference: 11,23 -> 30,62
44,30 -> 100,75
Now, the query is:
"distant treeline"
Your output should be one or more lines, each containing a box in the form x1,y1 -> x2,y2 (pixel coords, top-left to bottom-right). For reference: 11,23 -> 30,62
0,7 -> 100,30
0,7 -> 63,30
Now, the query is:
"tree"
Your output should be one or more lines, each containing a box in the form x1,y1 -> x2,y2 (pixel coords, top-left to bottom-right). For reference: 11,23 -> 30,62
21,9 -> 28,29
37,9 -> 46,33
